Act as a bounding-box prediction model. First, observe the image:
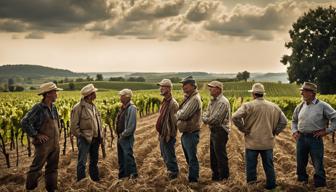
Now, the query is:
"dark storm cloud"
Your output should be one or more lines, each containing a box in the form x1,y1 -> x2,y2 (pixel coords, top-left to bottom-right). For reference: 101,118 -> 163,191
0,0 -> 334,41
0,0 -> 112,32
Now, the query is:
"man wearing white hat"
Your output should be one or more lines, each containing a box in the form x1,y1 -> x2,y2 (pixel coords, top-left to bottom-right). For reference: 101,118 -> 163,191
21,82 -> 63,191
232,83 -> 287,190
156,79 -> 179,179
70,84 -> 102,182
202,81 -> 230,181
292,82 -> 336,187
116,88 -> 138,179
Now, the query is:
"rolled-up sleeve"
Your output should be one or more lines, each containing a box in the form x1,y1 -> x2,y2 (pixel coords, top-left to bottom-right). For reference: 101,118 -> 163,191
121,105 -> 137,138
21,104 -> 41,137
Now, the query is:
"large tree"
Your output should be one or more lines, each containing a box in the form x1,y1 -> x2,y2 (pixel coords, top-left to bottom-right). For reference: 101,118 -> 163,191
281,6 -> 336,94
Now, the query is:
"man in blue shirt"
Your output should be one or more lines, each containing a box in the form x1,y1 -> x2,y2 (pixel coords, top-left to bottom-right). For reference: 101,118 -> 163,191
292,82 -> 336,188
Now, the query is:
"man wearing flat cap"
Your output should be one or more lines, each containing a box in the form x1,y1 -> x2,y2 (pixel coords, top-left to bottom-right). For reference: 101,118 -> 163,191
232,83 -> 287,190
292,82 -> 336,188
156,79 -> 179,179
176,76 -> 202,183
116,88 -> 138,179
21,82 -> 63,192
70,84 -> 102,182
202,81 -> 230,181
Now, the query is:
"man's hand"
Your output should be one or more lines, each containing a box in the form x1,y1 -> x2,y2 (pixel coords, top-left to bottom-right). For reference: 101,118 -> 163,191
313,128 -> 328,138
34,134 -> 49,144
292,131 -> 300,141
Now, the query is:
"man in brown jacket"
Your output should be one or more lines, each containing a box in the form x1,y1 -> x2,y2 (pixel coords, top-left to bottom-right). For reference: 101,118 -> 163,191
177,76 -> 202,183
156,79 -> 179,179
232,83 -> 287,190
21,82 -> 62,192
71,84 -> 103,182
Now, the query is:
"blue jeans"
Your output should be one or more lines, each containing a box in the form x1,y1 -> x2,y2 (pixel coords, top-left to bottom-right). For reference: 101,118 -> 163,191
181,131 -> 199,182
245,149 -> 276,189
160,137 -> 179,175
296,134 -> 326,187
117,135 -> 138,179
77,137 -> 100,181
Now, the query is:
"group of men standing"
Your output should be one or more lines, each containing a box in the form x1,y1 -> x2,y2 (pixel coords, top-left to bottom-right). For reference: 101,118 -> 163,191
21,77 -> 336,191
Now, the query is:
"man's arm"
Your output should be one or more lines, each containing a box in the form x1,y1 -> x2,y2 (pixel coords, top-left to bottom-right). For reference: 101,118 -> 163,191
177,98 -> 199,120
232,104 -> 249,134
20,104 -> 41,137
203,102 -> 228,126
70,105 -> 81,137
274,110 -> 288,135
121,105 -> 137,138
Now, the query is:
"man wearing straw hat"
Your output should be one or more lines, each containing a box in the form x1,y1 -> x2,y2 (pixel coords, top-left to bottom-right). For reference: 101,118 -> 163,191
202,81 -> 230,181
116,88 -> 138,179
232,83 -> 287,190
70,84 -> 102,182
156,79 -> 179,179
177,76 -> 202,183
292,82 -> 336,188
21,82 -> 63,192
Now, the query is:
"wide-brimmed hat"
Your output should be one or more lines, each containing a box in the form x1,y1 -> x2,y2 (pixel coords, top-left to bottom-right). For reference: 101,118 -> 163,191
38,82 -> 63,95
81,84 -> 98,98
300,82 -> 317,93
180,76 -> 196,86
248,83 -> 265,94
119,88 -> 133,98
207,81 -> 223,91
157,79 -> 173,87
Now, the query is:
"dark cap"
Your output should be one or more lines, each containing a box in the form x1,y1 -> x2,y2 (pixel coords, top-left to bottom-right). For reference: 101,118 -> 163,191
180,75 -> 196,86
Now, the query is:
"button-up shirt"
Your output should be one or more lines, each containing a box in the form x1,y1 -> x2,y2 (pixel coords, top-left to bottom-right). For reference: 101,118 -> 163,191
202,94 -> 230,133
21,102 -> 59,137
292,98 -> 336,133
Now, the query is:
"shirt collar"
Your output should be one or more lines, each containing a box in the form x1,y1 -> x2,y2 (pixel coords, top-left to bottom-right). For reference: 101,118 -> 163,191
212,94 -> 223,101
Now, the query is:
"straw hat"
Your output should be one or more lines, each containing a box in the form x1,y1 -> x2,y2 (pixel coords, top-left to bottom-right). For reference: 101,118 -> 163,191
80,84 -> 98,97
38,82 -> 63,95
248,83 -> 265,94
118,88 -> 133,98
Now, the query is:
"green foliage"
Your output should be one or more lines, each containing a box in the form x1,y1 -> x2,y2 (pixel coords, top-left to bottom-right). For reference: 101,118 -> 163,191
282,6 -> 336,94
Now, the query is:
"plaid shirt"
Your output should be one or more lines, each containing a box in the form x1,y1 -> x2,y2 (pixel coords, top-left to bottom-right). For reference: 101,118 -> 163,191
202,94 -> 231,133
21,102 -> 59,137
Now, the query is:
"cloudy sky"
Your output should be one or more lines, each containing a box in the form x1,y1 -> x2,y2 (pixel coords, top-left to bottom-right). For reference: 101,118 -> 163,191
0,0 -> 335,73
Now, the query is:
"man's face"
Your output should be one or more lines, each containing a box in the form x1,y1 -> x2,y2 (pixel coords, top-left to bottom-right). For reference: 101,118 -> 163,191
300,89 -> 315,101
182,83 -> 194,95
88,92 -> 97,101
120,95 -> 130,104
46,90 -> 57,102
209,86 -> 221,97
159,86 -> 170,96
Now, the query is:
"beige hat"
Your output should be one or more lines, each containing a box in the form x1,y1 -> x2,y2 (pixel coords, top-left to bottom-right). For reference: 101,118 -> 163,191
207,81 -> 223,91
119,88 -> 133,98
248,83 -> 265,94
300,82 -> 317,93
157,79 -> 173,87
81,84 -> 98,97
38,82 -> 63,95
